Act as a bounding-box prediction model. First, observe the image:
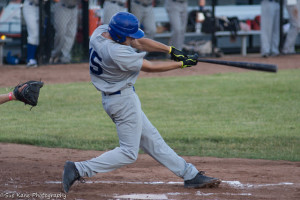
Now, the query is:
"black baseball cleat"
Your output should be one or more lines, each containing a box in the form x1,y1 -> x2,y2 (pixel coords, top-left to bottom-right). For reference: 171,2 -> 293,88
184,171 -> 221,188
62,161 -> 84,193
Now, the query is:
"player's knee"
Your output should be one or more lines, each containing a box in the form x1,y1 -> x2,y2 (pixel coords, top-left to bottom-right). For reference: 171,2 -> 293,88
127,151 -> 138,163
121,148 -> 138,163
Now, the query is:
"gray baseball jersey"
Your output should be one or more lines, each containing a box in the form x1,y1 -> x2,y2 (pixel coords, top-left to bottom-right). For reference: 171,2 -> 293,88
90,25 -> 146,93
75,24 -> 199,181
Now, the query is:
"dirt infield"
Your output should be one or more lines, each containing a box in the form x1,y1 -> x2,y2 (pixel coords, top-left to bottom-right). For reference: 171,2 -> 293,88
0,54 -> 300,200
0,143 -> 299,200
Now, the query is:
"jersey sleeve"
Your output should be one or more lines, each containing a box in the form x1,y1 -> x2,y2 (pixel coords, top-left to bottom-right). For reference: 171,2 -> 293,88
112,45 -> 146,72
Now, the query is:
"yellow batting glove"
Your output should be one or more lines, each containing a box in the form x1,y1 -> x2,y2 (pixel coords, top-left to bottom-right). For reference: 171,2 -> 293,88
170,46 -> 187,62
181,54 -> 199,68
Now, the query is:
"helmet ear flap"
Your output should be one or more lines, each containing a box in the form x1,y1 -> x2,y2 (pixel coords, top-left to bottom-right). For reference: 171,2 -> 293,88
108,26 -> 126,43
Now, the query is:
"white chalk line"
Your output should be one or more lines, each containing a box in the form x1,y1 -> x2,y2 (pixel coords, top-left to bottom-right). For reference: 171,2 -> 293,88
112,192 -> 252,199
114,194 -> 168,200
195,191 -> 252,196
223,181 -> 294,189
43,180 -> 295,199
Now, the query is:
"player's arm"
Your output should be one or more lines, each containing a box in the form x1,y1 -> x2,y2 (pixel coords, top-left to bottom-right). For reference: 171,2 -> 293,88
131,38 -> 188,62
141,53 -> 199,72
141,59 -> 181,72
131,38 -> 170,53
0,92 -> 16,105
0,84 -> 36,105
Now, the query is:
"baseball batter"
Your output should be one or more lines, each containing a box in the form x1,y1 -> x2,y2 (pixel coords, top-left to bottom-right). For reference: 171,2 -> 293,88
23,0 -> 40,67
62,12 -> 220,193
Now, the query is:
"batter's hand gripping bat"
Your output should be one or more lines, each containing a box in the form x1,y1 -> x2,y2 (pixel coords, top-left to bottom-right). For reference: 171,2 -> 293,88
197,58 -> 278,73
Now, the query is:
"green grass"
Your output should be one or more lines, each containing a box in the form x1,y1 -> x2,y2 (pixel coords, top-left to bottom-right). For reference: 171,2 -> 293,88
0,69 -> 299,161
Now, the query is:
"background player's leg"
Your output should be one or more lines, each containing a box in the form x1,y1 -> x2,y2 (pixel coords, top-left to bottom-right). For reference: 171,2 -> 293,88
61,7 -> 78,63
102,1 -> 125,25
51,3 -> 65,61
23,1 -> 39,66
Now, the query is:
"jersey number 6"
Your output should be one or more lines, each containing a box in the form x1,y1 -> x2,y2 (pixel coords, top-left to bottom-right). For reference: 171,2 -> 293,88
89,48 -> 103,75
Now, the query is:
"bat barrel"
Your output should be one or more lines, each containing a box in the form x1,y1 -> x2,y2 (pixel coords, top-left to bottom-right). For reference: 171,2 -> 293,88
197,58 -> 278,73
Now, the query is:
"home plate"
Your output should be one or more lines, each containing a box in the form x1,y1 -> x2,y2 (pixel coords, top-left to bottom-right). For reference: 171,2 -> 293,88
114,194 -> 168,199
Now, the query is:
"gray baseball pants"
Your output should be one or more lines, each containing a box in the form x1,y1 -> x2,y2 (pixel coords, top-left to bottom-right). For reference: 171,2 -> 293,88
23,0 -> 39,45
260,0 -> 280,56
75,87 -> 199,181
51,2 -> 78,63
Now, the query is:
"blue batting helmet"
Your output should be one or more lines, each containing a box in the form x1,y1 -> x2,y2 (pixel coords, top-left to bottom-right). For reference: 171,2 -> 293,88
108,12 -> 144,43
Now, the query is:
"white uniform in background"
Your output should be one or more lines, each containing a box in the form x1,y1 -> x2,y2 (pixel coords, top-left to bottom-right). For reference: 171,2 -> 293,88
282,0 -> 300,54
165,0 -> 188,50
102,0 -> 126,25
131,0 -> 156,39
23,0 -> 40,67
260,0 -> 280,57
50,0 -> 79,64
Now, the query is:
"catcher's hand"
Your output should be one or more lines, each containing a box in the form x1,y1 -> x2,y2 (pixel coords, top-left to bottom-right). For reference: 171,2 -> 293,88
169,46 -> 188,62
181,54 -> 199,68
13,80 -> 44,107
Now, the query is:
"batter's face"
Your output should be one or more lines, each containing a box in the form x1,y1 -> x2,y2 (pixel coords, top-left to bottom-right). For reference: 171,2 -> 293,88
123,37 -> 135,46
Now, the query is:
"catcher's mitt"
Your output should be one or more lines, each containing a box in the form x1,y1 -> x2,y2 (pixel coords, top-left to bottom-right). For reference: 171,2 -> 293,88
13,80 -> 44,107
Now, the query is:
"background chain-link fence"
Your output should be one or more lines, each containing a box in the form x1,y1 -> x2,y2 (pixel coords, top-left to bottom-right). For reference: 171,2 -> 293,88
30,0 -> 90,65
0,0 -> 90,65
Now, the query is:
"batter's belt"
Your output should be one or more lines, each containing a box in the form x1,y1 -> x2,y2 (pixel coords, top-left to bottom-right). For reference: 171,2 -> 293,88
102,86 -> 135,96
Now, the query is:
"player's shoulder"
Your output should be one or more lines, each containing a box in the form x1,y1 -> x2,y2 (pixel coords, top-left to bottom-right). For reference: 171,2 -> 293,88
110,44 -> 135,59
113,45 -> 145,65
90,25 -> 109,41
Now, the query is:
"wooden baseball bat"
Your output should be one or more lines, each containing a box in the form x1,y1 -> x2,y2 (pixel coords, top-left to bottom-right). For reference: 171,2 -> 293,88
197,58 -> 278,73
